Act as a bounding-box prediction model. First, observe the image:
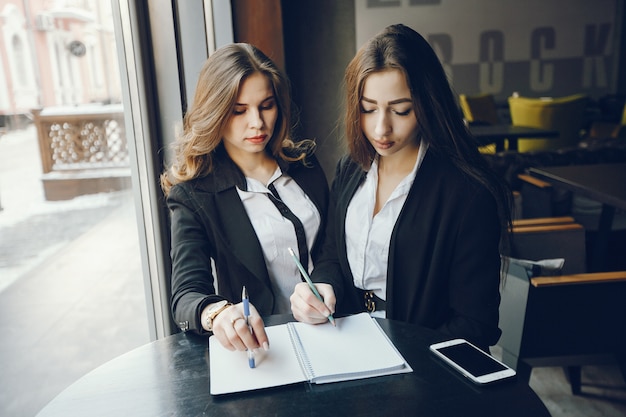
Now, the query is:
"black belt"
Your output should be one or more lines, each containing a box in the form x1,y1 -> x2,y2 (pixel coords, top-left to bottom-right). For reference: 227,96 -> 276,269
361,290 -> 386,313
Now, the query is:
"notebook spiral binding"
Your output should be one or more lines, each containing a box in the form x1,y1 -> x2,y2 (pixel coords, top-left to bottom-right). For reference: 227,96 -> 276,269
287,323 -> 315,380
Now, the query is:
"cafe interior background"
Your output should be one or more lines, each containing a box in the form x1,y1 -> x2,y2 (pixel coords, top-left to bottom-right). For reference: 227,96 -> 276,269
0,0 -> 625,416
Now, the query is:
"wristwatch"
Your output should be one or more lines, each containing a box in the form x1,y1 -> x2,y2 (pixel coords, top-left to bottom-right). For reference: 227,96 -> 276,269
204,300 -> 233,331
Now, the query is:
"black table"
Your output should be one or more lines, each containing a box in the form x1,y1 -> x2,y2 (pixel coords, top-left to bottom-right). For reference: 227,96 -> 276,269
470,124 -> 559,151
529,163 -> 626,271
36,316 -> 550,417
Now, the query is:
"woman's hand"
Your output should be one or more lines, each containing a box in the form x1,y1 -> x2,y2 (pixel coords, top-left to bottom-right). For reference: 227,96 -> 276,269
290,282 -> 336,324
210,303 -> 269,352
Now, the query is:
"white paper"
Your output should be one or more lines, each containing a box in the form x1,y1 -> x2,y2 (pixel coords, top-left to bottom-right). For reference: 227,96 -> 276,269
209,313 -> 412,395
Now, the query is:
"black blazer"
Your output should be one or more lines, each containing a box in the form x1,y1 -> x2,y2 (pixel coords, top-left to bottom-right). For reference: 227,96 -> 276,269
167,152 -> 328,334
311,151 -> 502,349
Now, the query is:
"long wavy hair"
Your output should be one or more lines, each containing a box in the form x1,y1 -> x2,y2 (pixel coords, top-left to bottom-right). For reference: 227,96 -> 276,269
344,24 -> 513,266
161,43 -> 313,195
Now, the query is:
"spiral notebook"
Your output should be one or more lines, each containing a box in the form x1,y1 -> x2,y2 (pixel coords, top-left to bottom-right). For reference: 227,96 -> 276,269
209,312 -> 412,395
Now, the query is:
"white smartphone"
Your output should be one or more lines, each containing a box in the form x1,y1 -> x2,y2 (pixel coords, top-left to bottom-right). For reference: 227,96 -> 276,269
429,339 -> 516,385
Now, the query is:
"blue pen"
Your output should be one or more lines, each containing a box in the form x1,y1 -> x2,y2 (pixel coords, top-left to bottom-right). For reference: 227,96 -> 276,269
242,286 -> 255,368
287,247 -> 336,326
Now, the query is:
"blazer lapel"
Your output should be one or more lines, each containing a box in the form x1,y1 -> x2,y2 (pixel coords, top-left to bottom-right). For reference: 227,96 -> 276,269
215,190 -> 270,285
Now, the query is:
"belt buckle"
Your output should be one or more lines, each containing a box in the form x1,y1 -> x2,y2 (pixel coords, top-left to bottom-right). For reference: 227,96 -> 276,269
364,290 -> 376,313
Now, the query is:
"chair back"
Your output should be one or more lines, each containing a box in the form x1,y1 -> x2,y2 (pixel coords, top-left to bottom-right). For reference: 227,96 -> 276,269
508,93 -> 588,152
459,93 -> 500,125
510,220 -> 587,275
500,217 -> 626,393
459,93 -> 499,153
499,262 -> 626,379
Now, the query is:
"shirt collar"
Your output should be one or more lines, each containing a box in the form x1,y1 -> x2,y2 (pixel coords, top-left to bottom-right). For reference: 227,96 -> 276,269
245,165 -> 284,193
204,145 -> 290,193
366,141 -> 429,183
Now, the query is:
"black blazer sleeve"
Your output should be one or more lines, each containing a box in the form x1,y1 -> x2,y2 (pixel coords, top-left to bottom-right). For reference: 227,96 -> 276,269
167,184 -> 225,334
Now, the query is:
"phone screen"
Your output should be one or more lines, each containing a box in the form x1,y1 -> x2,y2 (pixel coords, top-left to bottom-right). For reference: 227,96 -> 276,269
437,343 -> 507,377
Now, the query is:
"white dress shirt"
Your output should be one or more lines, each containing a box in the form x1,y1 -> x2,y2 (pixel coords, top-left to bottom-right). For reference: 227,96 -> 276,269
345,143 -> 428,317
237,166 -> 321,314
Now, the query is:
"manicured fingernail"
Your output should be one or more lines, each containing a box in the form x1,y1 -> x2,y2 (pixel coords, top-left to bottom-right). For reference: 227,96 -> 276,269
263,342 -> 269,351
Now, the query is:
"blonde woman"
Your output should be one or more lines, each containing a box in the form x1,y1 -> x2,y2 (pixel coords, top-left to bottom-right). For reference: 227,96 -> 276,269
162,43 -> 328,352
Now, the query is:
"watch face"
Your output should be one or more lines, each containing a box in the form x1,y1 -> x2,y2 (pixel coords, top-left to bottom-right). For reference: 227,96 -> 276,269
206,300 -> 229,331
210,300 -> 228,313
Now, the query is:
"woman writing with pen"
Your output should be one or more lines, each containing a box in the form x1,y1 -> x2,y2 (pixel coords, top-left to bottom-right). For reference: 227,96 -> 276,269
161,43 -> 329,352
290,24 -> 512,351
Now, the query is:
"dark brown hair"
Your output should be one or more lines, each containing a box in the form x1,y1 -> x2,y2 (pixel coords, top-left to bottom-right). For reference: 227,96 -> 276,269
344,24 -> 513,266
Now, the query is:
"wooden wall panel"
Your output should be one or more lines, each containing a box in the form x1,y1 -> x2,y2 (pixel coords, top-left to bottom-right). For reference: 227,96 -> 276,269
231,0 -> 284,69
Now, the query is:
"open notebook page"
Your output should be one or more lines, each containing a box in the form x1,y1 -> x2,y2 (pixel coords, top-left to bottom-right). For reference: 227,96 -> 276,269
209,313 -> 412,395
209,324 -> 304,395
291,312 -> 411,383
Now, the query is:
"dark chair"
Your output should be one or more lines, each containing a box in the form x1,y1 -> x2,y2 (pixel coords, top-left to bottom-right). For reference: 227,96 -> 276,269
499,220 -> 626,394
510,217 -> 586,274
517,173 -> 572,219
499,263 -> 626,395
588,98 -> 626,139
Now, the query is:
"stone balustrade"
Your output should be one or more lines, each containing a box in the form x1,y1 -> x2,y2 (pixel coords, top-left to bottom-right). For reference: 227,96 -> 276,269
32,105 -> 131,200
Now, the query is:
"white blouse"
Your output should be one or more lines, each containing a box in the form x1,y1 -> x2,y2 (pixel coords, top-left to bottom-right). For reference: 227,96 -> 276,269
237,166 -> 321,314
345,143 -> 428,317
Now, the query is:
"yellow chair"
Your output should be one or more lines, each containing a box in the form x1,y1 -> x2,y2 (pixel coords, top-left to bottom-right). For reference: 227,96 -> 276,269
508,93 -> 589,152
459,93 -> 499,153
459,93 -> 500,125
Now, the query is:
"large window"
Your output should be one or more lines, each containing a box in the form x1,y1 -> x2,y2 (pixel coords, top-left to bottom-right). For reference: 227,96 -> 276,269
0,1 -> 152,416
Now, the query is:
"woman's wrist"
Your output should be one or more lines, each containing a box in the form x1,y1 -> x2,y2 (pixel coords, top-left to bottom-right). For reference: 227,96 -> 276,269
201,300 -> 233,331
